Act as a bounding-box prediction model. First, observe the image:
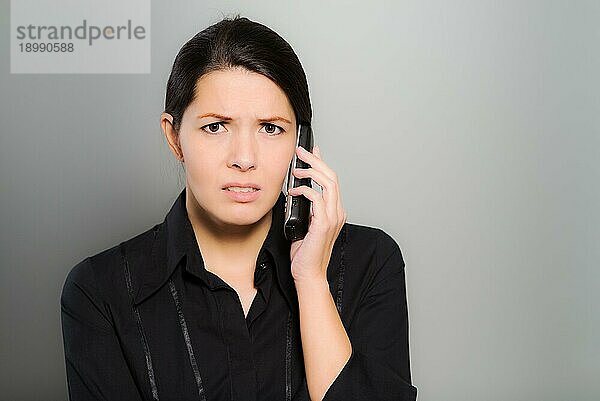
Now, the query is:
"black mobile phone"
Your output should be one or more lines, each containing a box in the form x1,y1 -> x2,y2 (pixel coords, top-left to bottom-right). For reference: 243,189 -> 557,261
283,123 -> 314,241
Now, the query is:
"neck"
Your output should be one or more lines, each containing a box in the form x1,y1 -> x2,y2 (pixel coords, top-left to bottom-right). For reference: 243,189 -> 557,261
185,188 -> 272,283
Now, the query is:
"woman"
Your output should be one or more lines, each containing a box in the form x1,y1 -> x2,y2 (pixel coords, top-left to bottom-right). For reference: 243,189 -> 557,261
61,15 -> 417,401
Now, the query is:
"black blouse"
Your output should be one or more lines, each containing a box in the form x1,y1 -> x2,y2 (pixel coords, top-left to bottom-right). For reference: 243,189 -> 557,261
60,188 -> 417,401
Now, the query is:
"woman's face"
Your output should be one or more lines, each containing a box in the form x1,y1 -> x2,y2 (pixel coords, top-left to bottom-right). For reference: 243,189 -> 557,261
162,67 -> 297,228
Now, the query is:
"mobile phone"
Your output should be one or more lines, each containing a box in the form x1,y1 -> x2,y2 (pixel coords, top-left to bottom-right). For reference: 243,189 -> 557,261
283,123 -> 314,241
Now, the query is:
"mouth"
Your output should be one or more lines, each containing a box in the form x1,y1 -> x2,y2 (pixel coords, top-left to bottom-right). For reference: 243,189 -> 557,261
222,183 -> 261,202
222,187 -> 260,193
222,182 -> 261,192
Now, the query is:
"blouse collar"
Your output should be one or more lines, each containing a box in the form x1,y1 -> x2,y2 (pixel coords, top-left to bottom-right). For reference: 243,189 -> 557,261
132,187 -> 298,316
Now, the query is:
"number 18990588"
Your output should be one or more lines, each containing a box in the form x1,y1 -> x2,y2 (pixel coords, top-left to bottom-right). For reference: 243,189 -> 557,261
18,42 -> 74,53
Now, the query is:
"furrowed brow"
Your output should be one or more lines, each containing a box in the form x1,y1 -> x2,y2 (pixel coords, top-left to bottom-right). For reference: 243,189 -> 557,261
196,113 -> 233,120
256,116 -> 292,124
197,113 -> 292,125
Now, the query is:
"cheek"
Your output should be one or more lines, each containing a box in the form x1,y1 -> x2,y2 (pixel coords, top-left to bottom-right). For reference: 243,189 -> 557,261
182,144 -> 220,181
273,144 -> 296,174
271,161 -> 289,181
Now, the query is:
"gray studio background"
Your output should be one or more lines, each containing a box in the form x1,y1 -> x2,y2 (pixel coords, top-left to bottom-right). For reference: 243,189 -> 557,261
1,1 -> 598,400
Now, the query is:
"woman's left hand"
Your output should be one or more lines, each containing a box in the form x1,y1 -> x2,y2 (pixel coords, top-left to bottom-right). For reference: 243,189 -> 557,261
288,145 -> 347,285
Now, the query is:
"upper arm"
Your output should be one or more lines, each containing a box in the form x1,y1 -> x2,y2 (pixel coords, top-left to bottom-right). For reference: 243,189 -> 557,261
60,257 -> 143,401
322,230 -> 416,401
356,231 -> 412,383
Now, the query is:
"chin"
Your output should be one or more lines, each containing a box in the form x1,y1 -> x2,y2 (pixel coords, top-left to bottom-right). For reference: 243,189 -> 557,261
219,195 -> 268,217
220,207 -> 269,227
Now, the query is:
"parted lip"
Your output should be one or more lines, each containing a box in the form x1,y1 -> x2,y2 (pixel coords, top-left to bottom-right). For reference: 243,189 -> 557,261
222,182 -> 261,190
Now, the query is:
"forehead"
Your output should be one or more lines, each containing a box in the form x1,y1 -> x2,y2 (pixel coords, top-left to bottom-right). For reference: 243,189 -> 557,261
189,68 -> 294,117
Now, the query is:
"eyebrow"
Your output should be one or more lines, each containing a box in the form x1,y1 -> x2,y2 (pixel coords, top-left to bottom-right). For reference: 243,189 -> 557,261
196,113 -> 292,124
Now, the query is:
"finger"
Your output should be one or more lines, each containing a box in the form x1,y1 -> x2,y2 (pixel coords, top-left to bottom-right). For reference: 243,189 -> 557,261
293,166 -> 338,218
313,145 -> 321,159
294,145 -> 342,223
295,145 -> 345,232
295,146 -> 336,182
287,185 -> 329,229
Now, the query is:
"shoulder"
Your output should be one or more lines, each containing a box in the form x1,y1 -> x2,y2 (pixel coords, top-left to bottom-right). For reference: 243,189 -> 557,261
339,221 -> 404,269
328,222 -> 406,316
61,224 -> 160,302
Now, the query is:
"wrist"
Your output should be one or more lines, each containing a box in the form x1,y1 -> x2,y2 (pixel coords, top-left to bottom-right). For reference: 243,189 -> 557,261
294,276 -> 330,296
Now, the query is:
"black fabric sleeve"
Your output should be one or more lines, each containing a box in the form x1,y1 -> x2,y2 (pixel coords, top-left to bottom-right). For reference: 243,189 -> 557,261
60,257 -> 143,401
322,232 -> 417,401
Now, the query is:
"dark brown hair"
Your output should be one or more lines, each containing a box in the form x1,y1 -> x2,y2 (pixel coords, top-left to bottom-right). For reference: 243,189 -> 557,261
164,14 -> 312,133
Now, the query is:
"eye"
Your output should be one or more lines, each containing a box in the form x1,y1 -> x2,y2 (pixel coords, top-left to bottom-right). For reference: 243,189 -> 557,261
201,122 -> 227,134
260,123 -> 285,136
200,122 -> 285,136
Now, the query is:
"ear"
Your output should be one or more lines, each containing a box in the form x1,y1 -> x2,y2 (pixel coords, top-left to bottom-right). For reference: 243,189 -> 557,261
160,112 -> 183,161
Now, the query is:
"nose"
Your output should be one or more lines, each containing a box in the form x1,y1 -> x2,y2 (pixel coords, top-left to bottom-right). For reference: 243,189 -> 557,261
227,129 -> 257,171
